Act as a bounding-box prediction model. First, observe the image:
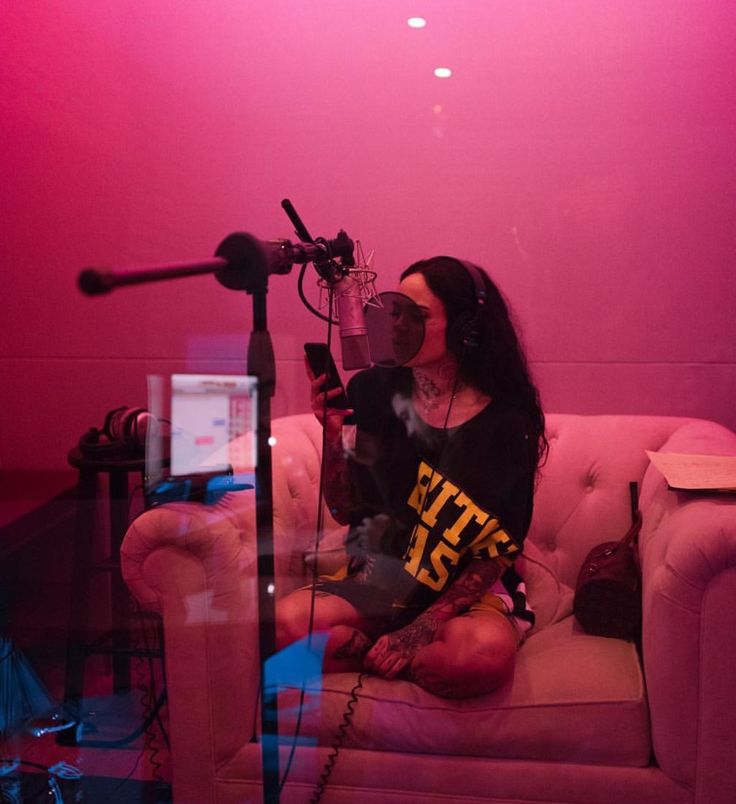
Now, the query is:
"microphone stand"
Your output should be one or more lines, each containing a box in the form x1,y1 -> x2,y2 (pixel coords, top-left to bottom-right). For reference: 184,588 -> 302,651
80,228 -> 353,804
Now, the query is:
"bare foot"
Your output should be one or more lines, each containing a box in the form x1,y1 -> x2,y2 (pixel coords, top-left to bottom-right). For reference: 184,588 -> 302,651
324,625 -> 373,673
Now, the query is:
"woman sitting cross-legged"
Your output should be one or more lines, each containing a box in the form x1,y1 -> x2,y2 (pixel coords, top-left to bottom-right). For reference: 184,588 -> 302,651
277,255 -> 548,698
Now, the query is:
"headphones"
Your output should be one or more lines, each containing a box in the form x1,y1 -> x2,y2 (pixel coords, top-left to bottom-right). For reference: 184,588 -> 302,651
78,406 -> 159,460
445,258 -> 488,353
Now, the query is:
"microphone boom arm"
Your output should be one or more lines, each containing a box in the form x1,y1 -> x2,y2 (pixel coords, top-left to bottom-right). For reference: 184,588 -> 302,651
77,230 -> 355,297
78,257 -> 229,295
76,220 -> 355,804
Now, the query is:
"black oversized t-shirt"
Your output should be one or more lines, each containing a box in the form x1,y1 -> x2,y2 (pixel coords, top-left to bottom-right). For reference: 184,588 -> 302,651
344,367 -> 536,615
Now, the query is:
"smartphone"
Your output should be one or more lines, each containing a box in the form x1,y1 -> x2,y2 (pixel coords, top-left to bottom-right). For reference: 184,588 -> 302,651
304,342 -> 350,410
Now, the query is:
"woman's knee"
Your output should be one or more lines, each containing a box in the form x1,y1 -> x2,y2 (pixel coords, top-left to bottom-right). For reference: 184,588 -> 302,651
276,589 -> 365,649
409,643 -> 515,697
409,648 -> 514,698
407,614 -> 519,698
276,591 -> 310,648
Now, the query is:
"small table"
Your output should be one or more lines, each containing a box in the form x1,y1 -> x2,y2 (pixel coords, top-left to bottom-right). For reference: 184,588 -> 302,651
60,449 -> 155,739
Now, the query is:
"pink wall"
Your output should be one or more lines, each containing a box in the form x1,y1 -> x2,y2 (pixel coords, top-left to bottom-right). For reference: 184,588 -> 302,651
2,0 -> 735,470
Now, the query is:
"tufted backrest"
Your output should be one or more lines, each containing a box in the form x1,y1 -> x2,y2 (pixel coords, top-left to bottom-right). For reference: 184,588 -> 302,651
229,412 -> 735,628
528,413 -> 694,589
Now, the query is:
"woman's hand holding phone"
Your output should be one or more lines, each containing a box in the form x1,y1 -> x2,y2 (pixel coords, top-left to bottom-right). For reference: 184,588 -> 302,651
304,352 -> 354,444
303,346 -> 356,524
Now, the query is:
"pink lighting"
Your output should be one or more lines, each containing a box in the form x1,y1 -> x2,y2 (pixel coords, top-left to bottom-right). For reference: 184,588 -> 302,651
434,67 -> 452,78
407,17 -> 427,28
1,1 -> 735,473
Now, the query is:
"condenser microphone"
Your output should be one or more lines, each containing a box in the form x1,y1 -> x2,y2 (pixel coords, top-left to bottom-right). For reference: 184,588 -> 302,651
336,272 -> 371,369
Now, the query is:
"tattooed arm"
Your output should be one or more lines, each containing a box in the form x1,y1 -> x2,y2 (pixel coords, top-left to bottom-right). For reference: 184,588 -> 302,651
363,557 -> 507,679
321,435 -> 354,526
306,360 -> 355,525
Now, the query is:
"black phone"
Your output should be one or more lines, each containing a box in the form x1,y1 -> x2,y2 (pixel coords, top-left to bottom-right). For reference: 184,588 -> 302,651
304,342 -> 350,410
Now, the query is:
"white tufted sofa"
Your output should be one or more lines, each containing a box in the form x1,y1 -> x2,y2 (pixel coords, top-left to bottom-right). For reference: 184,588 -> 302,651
121,413 -> 736,804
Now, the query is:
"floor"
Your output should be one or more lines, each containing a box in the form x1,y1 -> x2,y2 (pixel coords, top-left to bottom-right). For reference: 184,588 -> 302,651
1,474 -> 173,802
2,649 -> 172,803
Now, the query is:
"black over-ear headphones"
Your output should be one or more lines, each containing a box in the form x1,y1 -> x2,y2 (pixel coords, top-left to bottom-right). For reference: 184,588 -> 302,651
445,258 -> 488,353
78,406 -> 159,460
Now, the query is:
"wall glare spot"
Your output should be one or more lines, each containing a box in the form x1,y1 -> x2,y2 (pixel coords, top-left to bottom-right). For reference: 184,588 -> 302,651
407,17 -> 427,28
433,104 -> 443,114
434,67 -> 452,79
268,436 -> 277,447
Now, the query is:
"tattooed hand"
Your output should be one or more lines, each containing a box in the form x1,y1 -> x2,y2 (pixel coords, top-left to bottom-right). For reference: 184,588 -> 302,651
305,357 -> 354,444
363,615 -> 439,679
363,558 -> 506,680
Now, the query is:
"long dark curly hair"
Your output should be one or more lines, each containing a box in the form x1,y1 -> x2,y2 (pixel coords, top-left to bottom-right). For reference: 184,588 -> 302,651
401,256 -> 548,470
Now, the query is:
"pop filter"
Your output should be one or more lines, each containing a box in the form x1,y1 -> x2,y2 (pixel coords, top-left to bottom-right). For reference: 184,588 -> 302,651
365,291 -> 425,367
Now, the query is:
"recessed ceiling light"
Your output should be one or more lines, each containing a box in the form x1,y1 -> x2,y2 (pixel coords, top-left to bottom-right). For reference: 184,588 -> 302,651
434,67 -> 452,78
407,17 -> 427,28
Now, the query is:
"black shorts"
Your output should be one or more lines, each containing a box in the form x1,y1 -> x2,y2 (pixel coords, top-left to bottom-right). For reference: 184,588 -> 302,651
313,573 -> 530,644
315,576 -> 422,640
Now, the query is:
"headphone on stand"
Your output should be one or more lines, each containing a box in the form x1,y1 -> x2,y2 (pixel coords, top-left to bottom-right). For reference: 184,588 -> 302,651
444,258 -> 488,354
78,406 -> 159,460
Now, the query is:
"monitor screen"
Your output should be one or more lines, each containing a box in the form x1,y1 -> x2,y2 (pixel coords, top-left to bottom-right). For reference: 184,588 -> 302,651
169,374 -> 257,477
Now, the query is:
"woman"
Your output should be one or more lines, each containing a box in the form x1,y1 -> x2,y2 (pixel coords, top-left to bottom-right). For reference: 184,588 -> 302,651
277,256 -> 547,698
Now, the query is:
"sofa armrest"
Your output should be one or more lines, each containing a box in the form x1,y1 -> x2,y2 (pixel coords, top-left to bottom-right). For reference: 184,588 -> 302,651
639,421 -> 736,802
120,414 -> 347,800
121,496 -> 259,804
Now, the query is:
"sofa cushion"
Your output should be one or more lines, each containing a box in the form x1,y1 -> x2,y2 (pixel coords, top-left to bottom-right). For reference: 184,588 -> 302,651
275,615 -> 651,767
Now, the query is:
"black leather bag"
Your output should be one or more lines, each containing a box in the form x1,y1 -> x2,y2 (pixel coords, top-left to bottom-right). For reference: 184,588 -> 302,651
573,483 -> 642,641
